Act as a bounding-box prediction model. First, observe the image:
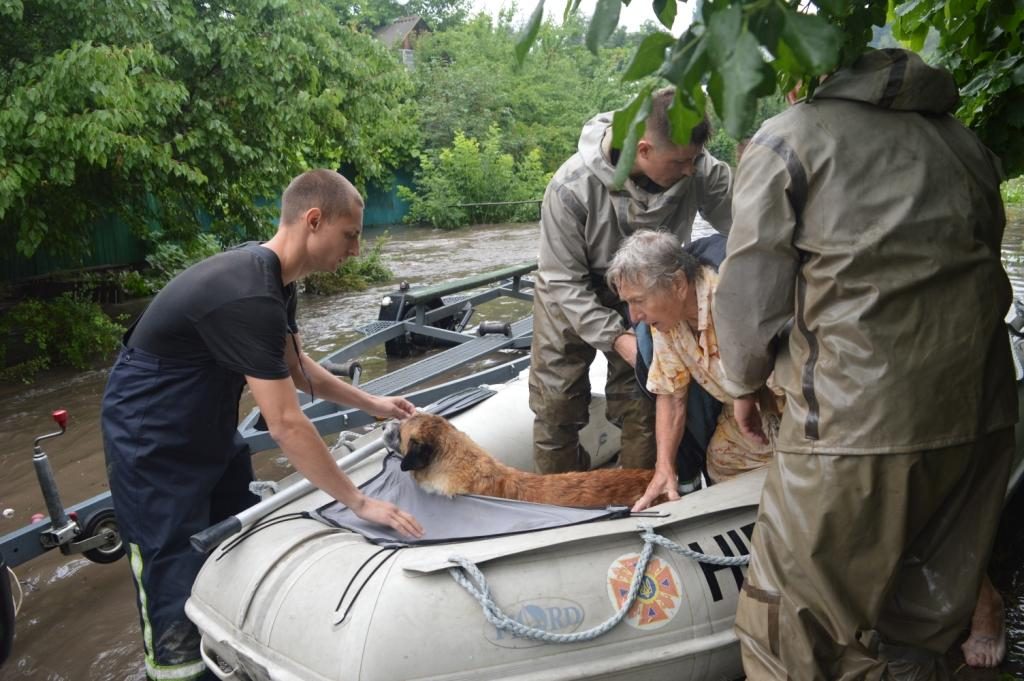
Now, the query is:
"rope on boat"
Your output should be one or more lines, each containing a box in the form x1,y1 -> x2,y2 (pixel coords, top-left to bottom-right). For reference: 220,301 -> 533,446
447,523 -> 749,643
635,523 -> 751,567
7,565 -> 23,616
448,531 -> 654,643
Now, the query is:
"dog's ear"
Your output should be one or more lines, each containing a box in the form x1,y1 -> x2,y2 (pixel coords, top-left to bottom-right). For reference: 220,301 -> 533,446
400,438 -> 434,471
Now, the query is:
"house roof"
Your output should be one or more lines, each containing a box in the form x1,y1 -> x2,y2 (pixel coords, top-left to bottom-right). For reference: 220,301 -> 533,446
373,15 -> 429,48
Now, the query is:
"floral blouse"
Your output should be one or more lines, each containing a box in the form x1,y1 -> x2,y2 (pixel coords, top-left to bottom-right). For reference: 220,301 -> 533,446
646,267 -> 777,482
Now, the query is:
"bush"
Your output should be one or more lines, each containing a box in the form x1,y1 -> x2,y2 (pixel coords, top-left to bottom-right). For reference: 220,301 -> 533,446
1003,176 -> 1024,206
116,269 -> 157,298
399,125 -> 550,229
0,293 -> 125,382
145,234 -> 223,288
302,235 -> 394,295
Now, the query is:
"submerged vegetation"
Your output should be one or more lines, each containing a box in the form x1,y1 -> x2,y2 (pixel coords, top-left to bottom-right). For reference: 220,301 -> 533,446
0,293 -> 125,382
302,236 -> 394,294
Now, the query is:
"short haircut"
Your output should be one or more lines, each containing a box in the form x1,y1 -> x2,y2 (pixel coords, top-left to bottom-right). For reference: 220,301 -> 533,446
645,87 -> 712,148
280,169 -> 363,226
607,229 -> 701,296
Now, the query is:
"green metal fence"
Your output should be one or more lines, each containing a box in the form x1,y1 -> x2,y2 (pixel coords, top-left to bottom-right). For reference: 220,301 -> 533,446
1,215 -> 148,284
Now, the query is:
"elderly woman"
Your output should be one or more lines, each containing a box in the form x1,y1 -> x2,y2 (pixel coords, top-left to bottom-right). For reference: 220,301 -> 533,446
606,229 -> 779,511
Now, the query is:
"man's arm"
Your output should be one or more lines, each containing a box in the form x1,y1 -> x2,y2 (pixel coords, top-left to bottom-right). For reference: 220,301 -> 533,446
632,390 -> 688,511
538,181 -> 629,355
714,135 -> 801,396
246,375 -> 422,537
286,333 -> 414,419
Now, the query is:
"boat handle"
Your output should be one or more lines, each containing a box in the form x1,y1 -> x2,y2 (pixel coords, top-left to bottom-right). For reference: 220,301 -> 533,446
199,638 -> 242,680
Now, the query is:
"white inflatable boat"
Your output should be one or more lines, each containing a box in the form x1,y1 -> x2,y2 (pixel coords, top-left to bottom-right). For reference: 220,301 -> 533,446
186,351 -> 1024,681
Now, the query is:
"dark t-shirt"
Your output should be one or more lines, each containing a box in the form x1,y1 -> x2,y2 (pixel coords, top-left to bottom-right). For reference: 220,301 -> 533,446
128,243 -> 298,379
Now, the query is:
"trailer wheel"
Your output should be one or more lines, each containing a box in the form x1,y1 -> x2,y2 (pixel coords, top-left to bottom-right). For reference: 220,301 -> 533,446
81,509 -> 125,564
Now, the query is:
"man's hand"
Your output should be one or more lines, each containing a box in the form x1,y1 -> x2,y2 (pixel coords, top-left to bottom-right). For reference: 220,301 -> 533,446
631,469 -> 681,512
351,494 -> 424,538
371,395 -> 416,420
614,332 -> 638,368
734,395 -> 768,445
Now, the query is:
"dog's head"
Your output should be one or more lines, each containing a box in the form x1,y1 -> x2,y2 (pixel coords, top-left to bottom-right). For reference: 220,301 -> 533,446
383,413 -> 453,472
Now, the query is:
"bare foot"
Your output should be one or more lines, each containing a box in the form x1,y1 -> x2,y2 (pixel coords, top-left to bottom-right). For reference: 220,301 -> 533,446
961,576 -> 1006,668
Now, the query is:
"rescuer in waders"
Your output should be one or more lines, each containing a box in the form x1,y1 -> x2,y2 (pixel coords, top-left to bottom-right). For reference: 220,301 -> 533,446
101,169 -> 424,681
715,49 -> 1016,680
530,86 -> 732,476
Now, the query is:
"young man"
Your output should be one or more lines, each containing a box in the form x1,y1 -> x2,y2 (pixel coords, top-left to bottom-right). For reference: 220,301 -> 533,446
530,86 -> 732,475
102,169 -> 423,680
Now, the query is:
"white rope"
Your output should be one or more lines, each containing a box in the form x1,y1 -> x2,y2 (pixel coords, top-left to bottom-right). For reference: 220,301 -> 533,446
7,565 -> 23,616
447,524 -> 749,643
447,533 -> 655,643
636,523 -> 750,567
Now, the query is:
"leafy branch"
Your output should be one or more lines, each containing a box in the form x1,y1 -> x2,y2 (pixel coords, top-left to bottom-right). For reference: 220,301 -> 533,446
515,0 -> 1023,177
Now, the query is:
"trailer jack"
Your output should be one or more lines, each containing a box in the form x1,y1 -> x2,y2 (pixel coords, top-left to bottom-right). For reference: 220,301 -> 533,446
31,410 -> 124,565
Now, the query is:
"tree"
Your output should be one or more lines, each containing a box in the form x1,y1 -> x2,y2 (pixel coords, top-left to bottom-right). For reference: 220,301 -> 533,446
515,0 -> 1024,180
399,125 -> 550,228
0,0 -> 418,260
343,0 -> 471,31
410,12 -> 650,171
890,0 -> 1023,178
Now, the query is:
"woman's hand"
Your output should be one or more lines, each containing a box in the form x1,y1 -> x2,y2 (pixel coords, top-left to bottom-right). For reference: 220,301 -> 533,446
734,395 -> 768,445
631,469 -> 681,512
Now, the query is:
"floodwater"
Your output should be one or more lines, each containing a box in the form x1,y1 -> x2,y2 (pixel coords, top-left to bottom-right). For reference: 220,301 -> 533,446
1,212 -> 1023,679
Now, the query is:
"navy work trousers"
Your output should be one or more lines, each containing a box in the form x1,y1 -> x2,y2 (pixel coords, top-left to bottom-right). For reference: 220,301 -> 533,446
102,346 -> 258,681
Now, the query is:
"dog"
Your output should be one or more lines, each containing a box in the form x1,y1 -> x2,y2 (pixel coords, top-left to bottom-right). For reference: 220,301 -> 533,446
383,413 -> 661,508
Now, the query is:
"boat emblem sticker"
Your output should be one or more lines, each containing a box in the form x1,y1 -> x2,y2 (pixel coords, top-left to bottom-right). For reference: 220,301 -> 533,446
607,553 -> 681,630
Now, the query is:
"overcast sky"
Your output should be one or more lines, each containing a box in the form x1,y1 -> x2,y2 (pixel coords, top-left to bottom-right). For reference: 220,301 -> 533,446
469,0 -> 693,34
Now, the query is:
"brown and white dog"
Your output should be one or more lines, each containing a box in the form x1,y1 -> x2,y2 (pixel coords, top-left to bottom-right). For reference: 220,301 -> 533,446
383,413 -> 660,508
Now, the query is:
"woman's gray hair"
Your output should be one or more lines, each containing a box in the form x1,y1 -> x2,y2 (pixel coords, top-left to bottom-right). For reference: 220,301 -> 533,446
606,229 -> 700,295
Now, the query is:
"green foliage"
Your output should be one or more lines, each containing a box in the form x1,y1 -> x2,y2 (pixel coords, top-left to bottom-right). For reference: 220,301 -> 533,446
1003,177 -> 1024,207
302,235 -> 394,294
706,95 -> 788,166
1,0 -> 418,262
410,13 -> 648,172
891,0 -> 1024,177
116,269 -> 157,298
343,0 -> 471,31
0,293 -> 125,382
399,126 -> 549,229
144,234 -> 223,289
515,0 -> 1023,177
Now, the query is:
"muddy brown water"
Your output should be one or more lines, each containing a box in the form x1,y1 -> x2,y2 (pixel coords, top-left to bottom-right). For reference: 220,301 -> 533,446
2,214 -> 1023,679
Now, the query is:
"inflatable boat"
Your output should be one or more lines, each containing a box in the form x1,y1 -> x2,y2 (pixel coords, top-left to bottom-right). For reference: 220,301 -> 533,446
186,351 -> 1024,681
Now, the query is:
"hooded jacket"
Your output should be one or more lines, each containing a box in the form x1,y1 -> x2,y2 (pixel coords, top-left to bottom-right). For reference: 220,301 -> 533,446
715,48 -> 1017,454
535,112 -> 733,352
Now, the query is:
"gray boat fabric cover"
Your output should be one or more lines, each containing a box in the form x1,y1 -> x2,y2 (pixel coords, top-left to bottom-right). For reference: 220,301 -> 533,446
314,454 -> 627,547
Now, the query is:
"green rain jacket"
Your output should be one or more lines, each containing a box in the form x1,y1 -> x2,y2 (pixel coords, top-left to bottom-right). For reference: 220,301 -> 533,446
535,112 -> 733,353
715,48 -> 1018,454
